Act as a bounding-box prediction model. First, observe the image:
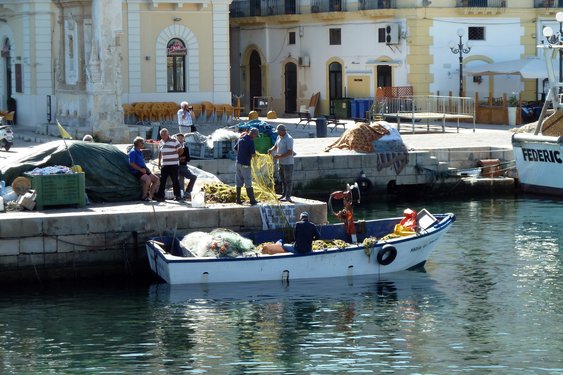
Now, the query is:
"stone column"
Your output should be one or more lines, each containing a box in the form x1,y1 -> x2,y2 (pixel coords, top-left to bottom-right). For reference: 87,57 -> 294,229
86,0 -> 124,141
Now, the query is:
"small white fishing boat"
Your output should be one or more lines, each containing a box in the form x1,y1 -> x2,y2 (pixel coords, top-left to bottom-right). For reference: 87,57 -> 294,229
512,24 -> 563,196
146,209 -> 455,285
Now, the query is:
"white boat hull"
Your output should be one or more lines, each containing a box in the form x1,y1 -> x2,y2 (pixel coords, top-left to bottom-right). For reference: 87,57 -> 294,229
146,214 -> 455,285
512,134 -> 563,196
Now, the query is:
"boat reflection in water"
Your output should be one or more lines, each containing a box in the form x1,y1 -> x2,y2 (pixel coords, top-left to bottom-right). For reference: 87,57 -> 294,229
148,271 -> 441,305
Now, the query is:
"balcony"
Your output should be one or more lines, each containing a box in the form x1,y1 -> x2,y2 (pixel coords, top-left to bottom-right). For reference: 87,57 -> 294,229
359,0 -> 397,10
311,0 -> 347,13
534,0 -> 563,8
230,0 -> 299,18
456,0 -> 506,7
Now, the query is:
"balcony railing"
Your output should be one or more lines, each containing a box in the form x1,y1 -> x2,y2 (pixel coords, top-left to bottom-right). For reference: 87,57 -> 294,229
359,0 -> 397,10
230,0 -> 299,18
456,0 -> 506,7
311,0 -> 347,13
534,0 -> 563,7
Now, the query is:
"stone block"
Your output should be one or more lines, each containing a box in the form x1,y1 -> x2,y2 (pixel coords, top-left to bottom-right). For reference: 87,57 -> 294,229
19,237 -> 56,254
0,217 -> 43,238
0,239 -> 20,255
17,253 -> 46,268
0,254 -> 19,267
217,206 -> 244,228
57,233 -> 106,253
297,155 -> 321,171
42,214 -> 98,236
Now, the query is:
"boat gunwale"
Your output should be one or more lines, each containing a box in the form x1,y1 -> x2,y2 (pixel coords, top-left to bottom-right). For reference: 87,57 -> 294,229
147,213 -> 456,265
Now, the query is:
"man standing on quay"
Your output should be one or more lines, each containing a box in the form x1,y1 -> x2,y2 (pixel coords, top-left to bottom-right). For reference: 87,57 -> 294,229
235,127 -> 259,205
268,124 -> 294,202
154,128 -> 182,202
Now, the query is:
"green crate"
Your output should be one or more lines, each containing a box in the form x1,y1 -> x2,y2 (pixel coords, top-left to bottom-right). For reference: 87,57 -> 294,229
30,173 -> 86,210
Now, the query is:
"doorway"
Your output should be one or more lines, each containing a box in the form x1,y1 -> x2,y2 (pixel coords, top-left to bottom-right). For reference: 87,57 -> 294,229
249,50 -> 262,111
284,62 -> 297,113
329,62 -> 343,114
377,65 -> 392,88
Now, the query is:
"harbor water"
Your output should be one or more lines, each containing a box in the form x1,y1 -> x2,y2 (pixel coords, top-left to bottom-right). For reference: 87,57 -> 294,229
0,196 -> 561,374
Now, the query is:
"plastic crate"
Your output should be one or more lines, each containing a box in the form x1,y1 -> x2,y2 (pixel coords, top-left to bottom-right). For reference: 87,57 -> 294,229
213,140 -> 237,159
187,141 -> 213,159
29,173 -> 86,210
254,134 -> 272,154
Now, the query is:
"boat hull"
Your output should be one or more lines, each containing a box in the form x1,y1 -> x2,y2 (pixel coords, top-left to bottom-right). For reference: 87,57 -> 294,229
512,134 -> 563,196
146,214 -> 455,285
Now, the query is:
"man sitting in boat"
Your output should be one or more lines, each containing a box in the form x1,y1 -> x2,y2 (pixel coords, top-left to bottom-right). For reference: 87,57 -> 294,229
261,212 -> 320,255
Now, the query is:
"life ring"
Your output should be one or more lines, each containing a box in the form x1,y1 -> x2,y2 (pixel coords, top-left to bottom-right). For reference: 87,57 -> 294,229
377,245 -> 397,266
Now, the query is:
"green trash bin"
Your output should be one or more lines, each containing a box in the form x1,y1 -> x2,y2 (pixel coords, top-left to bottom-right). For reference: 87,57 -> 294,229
333,98 -> 352,119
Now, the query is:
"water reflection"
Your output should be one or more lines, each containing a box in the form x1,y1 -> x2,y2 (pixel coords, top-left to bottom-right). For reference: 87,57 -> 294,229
1,197 -> 562,373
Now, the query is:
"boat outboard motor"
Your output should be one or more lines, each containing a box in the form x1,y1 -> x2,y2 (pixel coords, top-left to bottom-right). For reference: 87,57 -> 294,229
328,182 -> 361,243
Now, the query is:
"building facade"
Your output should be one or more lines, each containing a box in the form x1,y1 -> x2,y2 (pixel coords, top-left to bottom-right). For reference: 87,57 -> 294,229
229,0 -> 563,116
0,0 -> 232,141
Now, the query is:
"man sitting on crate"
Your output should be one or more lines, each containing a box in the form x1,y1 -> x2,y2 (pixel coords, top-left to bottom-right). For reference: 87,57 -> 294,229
128,136 -> 160,201
175,133 -> 198,200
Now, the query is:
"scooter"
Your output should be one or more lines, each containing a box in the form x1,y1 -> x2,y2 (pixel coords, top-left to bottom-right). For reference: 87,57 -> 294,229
0,125 -> 14,151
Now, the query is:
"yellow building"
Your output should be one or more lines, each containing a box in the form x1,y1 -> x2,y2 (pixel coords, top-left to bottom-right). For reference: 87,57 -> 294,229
0,0 -> 232,142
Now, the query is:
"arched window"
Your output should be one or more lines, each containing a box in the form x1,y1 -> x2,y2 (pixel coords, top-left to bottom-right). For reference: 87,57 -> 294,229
167,38 -> 186,92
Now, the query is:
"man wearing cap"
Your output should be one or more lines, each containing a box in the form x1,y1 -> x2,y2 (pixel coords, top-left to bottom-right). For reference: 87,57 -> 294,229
177,101 -> 195,134
234,127 -> 259,205
268,124 -> 295,202
283,211 -> 320,254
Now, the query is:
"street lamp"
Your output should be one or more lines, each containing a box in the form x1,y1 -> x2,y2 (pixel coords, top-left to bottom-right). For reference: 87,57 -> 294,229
449,28 -> 471,98
542,12 -> 563,92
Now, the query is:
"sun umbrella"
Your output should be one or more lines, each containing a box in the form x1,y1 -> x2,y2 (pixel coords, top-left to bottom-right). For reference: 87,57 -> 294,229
466,56 -> 549,79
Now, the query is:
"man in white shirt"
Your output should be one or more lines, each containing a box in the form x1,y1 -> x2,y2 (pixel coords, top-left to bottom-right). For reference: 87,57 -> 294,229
268,124 -> 295,202
177,101 -> 195,134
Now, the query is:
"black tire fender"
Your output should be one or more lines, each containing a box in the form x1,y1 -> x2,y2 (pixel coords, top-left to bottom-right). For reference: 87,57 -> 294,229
377,244 -> 397,266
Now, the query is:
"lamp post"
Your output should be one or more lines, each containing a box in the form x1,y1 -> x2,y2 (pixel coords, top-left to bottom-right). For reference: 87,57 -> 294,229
449,28 -> 471,98
557,12 -> 563,91
542,12 -> 563,93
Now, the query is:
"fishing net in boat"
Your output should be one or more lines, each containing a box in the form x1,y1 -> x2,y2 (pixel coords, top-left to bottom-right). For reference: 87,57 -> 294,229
541,109 -> 563,136
179,229 -> 259,258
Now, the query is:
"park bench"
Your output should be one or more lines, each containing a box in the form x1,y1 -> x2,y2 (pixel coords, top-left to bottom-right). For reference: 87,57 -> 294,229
296,111 -> 314,128
326,114 -> 346,132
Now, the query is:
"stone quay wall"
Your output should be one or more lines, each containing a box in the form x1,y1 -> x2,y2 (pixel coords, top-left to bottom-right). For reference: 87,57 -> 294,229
0,201 -> 327,284
193,146 -> 515,195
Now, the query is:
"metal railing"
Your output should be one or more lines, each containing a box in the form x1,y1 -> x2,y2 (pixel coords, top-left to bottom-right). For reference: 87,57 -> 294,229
534,0 -> 563,8
311,0 -> 347,13
377,95 -> 474,116
359,0 -> 397,10
456,0 -> 506,7
230,0 -> 300,18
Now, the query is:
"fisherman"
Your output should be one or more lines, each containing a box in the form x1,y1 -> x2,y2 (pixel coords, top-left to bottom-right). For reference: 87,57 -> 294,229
283,211 -> 320,254
268,124 -> 295,202
234,127 -> 259,205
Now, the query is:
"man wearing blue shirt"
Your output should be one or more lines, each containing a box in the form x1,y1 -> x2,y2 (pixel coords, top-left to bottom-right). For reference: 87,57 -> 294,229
129,136 -> 160,201
234,127 -> 259,205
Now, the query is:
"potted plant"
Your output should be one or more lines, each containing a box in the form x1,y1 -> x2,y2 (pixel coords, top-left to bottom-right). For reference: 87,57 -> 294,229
508,92 -> 519,107
507,92 -> 518,126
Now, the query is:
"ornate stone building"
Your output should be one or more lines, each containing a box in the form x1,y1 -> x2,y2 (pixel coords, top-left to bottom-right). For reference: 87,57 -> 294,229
0,0 -> 232,142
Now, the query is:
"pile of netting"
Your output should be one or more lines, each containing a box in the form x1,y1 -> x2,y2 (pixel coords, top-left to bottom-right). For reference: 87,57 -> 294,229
202,152 -> 279,204
179,229 -> 260,258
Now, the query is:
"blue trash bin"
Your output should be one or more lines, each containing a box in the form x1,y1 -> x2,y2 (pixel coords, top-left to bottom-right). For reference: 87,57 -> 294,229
350,99 -> 359,119
316,117 -> 327,138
